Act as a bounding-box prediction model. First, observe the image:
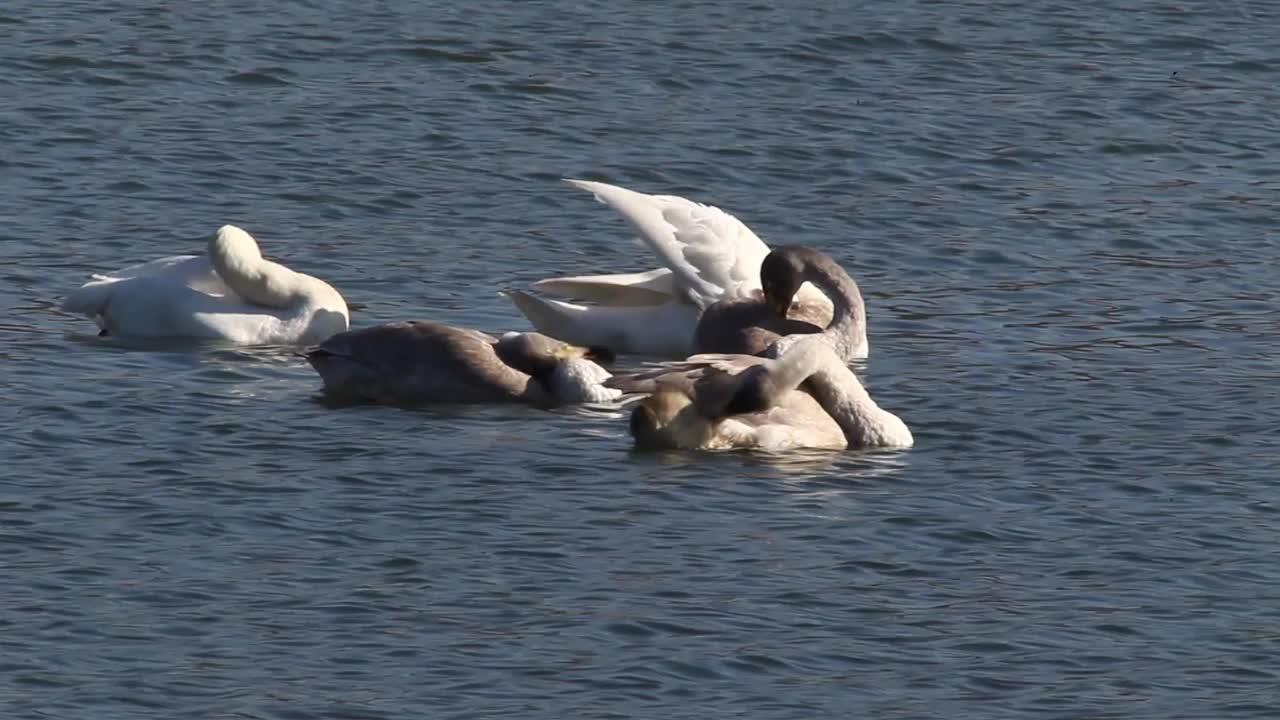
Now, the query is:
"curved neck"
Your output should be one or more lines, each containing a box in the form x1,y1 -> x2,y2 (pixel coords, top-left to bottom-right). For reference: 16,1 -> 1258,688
208,226 -> 304,309
771,337 -> 841,396
725,336 -> 846,416
803,261 -> 867,361
806,363 -> 909,448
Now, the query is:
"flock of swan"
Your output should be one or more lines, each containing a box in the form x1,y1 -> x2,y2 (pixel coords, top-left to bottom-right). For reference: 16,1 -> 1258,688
61,179 -> 912,453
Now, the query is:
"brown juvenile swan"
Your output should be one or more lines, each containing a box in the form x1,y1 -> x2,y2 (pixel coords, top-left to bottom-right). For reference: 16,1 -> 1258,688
609,335 -> 910,451
305,321 -> 620,406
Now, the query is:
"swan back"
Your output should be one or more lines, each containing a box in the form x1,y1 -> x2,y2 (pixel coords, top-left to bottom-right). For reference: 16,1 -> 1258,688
627,387 -> 844,451
307,322 -> 618,406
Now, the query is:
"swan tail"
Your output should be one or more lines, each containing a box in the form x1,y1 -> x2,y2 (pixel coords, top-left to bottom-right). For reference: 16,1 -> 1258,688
532,268 -> 675,306
505,290 -> 697,357
60,280 -> 116,321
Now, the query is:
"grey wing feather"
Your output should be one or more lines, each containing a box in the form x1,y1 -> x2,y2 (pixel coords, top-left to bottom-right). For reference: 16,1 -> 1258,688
605,352 -> 774,417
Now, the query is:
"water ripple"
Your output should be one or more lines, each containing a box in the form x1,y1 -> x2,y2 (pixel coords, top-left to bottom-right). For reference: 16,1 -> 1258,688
3,0 -> 1280,718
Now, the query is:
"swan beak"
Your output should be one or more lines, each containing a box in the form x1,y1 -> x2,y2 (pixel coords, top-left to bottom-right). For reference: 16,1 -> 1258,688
556,343 -> 615,365
765,293 -> 791,317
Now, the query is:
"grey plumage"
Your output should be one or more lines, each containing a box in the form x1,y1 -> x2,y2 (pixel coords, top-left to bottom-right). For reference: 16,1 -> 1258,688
609,333 -> 910,451
305,321 -> 616,406
692,245 -> 867,360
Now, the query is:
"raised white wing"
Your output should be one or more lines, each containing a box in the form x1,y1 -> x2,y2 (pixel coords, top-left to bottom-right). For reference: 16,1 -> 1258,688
565,179 -> 771,309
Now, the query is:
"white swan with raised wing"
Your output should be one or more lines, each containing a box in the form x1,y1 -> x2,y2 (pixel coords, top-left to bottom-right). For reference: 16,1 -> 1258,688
507,179 -> 847,357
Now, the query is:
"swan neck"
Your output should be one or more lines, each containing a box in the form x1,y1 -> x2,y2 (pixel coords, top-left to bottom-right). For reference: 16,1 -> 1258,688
806,364 -> 900,447
773,339 -> 839,395
208,227 -> 304,309
804,261 -> 866,360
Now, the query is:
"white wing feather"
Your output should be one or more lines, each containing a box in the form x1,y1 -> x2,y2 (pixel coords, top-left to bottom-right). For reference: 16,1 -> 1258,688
564,179 -> 771,309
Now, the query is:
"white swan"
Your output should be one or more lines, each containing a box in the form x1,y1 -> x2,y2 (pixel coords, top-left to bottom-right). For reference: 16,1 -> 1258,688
62,225 -> 350,345
608,335 -> 911,451
508,179 -> 846,357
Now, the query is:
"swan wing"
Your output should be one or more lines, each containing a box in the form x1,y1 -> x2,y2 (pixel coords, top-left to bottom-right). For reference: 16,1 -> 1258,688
306,322 -> 536,404
605,351 -> 780,419
531,267 -> 676,306
98,254 -> 230,293
565,179 -> 771,309
88,275 -> 274,340
506,290 -> 697,357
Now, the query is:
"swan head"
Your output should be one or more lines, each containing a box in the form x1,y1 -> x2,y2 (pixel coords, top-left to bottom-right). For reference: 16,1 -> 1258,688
495,331 -> 613,377
718,365 -> 779,417
630,391 -> 714,450
760,245 -> 825,317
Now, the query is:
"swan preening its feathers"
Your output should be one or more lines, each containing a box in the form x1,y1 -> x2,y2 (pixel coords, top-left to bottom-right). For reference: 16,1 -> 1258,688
305,321 -> 621,406
62,225 -> 349,345
61,179 -> 912,454
507,179 -> 868,360
608,334 -> 912,452
504,178 -> 901,450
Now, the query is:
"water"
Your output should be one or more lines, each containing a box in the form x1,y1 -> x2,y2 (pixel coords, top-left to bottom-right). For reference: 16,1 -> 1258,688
3,1 -> 1279,717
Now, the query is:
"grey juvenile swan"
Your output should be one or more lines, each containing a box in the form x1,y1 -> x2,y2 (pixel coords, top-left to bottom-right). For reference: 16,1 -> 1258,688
608,335 -> 910,451
305,321 -> 621,406
693,244 -> 868,360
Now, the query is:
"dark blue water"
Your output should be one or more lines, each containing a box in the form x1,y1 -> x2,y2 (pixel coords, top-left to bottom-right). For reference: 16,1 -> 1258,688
3,1 -> 1279,718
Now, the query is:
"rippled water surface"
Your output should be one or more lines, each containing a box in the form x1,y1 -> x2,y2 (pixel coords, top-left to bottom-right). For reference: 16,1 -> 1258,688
3,1 -> 1280,718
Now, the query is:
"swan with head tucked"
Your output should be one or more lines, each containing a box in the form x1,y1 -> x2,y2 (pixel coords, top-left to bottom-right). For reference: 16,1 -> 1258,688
61,224 -> 349,345
304,321 -> 622,406
607,334 -> 910,451
507,179 -> 863,358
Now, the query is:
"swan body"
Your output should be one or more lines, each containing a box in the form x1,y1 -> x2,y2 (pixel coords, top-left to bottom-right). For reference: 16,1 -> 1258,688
508,179 -> 835,357
609,335 -> 910,451
62,225 -> 349,345
629,388 -> 848,451
305,321 -> 622,406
